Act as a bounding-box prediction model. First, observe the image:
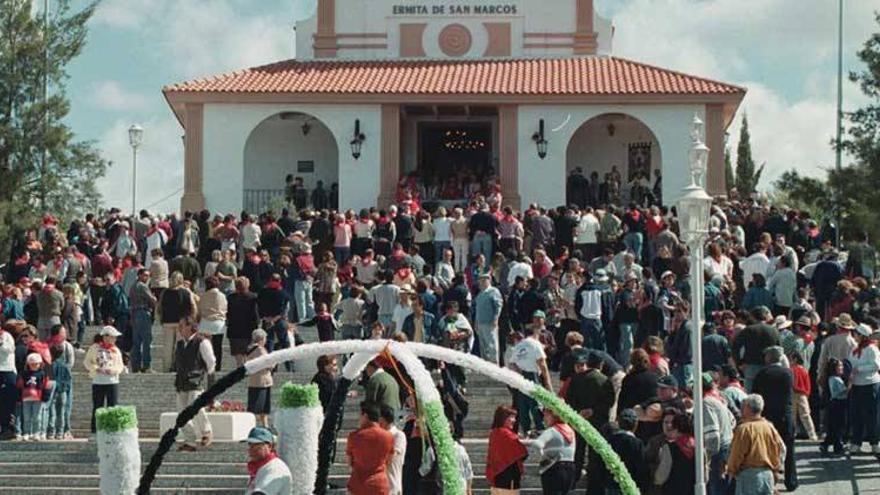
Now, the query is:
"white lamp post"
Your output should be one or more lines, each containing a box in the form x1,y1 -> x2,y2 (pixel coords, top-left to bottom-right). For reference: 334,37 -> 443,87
128,124 -> 144,216
678,113 -> 712,495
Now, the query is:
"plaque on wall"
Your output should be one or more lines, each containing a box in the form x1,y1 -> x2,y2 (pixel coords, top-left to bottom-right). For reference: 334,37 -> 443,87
297,160 -> 315,173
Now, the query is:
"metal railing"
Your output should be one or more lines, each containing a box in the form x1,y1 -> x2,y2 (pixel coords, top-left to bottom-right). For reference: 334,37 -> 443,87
243,189 -> 286,213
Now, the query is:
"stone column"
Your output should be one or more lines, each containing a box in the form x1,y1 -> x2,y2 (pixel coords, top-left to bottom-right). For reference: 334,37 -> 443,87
705,103 -> 726,196
314,0 -> 337,58
498,105 -> 521,210
180,103 -> 206,213
573,0 -> 598,55
378,104 -> 400,208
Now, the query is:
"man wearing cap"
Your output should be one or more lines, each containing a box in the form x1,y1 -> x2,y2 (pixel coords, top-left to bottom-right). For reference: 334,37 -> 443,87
753,346 -> 797,491
732,306 -> 780,391
633,374 -> 685,441
816,313 -> 858,392
598,408 -> 649,493
575,270 -> 614,351
473,273 -> 503,365
245,427 -> 292,495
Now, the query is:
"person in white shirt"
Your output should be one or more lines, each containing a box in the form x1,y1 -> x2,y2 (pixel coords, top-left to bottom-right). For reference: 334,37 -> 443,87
575,207 -> 601,261
740,244 -> 770,289
144,220 -> 168,270
510,312 -> 553,434
369,271 -> 401,330
507,254 -> 534,287
526,409 -> 577,493
0,325 -> 17,440
432,207 -> 453,265
391,289 -> 414,337
435,248 -> 456,290
239,215 -> 262,252
379,404 -> 407,495
244,427 -> 293,495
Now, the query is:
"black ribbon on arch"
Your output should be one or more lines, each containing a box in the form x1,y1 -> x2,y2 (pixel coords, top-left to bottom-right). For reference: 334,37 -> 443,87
136,366 -> 247,494
313,376 -> 353,495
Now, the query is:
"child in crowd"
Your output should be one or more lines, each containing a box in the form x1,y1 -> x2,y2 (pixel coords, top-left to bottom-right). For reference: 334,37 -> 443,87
299,302 -> 338,343
821,358 -> 848,456
16,353 -> 52,441
790,352 -> 818,441
47,345 -> 73,439
246,329 -> 272,428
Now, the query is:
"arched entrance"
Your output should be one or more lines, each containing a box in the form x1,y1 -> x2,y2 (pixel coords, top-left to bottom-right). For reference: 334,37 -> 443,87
243,112 -> 339,212
565,113 -> 662,207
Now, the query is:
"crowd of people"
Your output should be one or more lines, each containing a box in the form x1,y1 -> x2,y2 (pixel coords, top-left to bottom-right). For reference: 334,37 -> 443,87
0,186 -> 878,494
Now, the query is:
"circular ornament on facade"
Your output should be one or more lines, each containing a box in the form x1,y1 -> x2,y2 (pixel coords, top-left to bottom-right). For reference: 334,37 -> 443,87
439,24 -> 472,57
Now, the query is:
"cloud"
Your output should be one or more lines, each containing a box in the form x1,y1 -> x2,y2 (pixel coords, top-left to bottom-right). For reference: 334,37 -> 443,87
87,0 -> 303,211
93,0 -> 294,78
89,80 -> 150,112
604,0 -> 876,188
95,117 -> 184,214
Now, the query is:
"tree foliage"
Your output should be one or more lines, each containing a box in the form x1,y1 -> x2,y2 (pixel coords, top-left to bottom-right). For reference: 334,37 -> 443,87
0,0 -> 106,259
777,12 -> 880,244
734,114 -> 764,195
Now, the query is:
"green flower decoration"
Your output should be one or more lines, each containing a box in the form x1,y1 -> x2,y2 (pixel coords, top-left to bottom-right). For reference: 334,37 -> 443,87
279,382 -> 321,409
531,387 -> 639,495
422,400 -> 464,495
96,405 -> 138,433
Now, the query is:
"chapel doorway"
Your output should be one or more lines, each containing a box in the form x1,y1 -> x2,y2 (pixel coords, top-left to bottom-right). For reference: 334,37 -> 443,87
400,105 -> 499,207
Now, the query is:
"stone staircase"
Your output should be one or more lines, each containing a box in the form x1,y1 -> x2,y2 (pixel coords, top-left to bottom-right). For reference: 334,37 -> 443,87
0,324 -> 559,494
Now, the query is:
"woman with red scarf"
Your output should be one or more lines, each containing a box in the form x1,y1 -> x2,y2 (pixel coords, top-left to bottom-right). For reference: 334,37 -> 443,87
654,410 -> 696,495
528,409 -> 577,494
486,405 -> 527,494
83,326 -> 124,432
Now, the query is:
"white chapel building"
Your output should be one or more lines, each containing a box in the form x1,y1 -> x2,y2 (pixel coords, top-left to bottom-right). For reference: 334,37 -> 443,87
164,0 -> 745,214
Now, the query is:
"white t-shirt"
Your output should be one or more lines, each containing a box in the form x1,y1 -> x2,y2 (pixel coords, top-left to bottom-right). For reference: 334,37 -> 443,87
433,217 -> 453,243
388,425 -> 407,495
575,213 -> 600,244
392,304 -> 414,335
513,337 -> 546,374
246,457 -> 292,495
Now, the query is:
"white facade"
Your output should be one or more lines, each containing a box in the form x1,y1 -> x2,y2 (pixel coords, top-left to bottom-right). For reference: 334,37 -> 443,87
169,0 -> 742,214
203,104 -> 381,214
296,0 -> 613,60
518,104 -> 703,208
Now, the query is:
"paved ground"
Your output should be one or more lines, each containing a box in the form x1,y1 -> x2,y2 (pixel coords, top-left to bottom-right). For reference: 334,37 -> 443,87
793,441 -> 880,494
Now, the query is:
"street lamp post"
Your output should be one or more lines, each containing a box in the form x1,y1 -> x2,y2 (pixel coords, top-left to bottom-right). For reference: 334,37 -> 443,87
128,124 -> 144,216
678,114 -> 713,495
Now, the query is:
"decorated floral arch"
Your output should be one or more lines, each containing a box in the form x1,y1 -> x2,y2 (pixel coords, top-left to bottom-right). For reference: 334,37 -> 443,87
135,341 -> 638,495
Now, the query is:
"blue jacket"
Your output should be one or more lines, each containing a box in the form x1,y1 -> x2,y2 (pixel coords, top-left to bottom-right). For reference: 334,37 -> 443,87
742,286 -> 773,311
2,299 -> 24,320
473,287 -> 503,324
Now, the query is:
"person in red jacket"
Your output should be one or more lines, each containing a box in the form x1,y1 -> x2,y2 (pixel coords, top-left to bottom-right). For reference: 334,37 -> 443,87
346,401 -> 394,495
790,352 -> 818,441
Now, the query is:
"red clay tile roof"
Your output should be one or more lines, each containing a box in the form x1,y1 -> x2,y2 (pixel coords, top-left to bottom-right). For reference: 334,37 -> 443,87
163,57 -> 745,96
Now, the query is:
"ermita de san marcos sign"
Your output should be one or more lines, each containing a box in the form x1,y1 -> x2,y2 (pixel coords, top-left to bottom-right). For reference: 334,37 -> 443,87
392,4 -> 518,15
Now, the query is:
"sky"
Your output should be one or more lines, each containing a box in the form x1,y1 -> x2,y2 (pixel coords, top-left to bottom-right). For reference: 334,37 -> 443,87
61,0 -> 877,213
